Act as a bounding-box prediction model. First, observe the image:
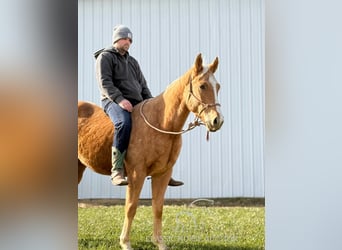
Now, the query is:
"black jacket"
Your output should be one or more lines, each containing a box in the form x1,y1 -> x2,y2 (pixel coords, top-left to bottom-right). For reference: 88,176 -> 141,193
95,46 -> 152,106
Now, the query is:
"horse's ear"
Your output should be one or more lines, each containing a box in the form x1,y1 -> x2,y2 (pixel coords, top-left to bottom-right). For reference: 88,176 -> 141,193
209,57 -> 219,73
193,53 -> 203,75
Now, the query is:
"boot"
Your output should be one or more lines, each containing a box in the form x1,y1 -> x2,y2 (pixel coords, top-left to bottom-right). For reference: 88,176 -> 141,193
111,147 -> 128,186
168,177 -> 184,187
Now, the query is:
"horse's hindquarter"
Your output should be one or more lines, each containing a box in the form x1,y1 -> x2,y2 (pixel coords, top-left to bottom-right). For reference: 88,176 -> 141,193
78,101 -> 113,175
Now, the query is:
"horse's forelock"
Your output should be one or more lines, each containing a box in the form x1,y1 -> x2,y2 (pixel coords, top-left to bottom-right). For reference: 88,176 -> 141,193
197,60 -> 216,78
197,66 -> 213,80
201,66 -> 208,76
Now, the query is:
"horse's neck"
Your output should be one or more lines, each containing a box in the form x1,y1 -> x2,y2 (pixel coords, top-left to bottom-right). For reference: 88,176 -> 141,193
160,70 -> 191,131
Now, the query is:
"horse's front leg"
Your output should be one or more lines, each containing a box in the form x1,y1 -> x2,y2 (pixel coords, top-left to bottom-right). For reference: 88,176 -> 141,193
151,169 -> 172,250
120,172 -> 145,250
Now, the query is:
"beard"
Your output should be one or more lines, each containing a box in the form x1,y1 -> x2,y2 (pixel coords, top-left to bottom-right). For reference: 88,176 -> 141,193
115,44 -> 130,55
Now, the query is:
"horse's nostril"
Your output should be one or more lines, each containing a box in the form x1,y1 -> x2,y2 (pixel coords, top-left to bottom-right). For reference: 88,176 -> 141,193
213,117 -> 218,125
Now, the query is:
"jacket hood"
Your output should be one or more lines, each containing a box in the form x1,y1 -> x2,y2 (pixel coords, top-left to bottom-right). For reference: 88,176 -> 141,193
94,46 -> 129,59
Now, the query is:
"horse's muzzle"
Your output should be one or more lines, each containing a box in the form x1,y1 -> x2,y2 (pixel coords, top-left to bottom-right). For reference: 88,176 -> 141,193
206,115 -> 224,132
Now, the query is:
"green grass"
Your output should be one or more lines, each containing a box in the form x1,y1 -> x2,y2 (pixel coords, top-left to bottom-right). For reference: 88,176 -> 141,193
78,205 -> 264,250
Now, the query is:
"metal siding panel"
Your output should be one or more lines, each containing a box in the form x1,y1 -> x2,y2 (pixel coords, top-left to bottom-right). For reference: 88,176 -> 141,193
78,0 -> 264,199
148,0 -> 162,95
218,0 -> 233,198
229,0 -> 244,197
241,0 -> 253,197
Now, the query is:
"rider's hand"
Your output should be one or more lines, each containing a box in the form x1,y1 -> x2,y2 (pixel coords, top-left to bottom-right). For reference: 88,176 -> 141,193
119,99 -> 133,112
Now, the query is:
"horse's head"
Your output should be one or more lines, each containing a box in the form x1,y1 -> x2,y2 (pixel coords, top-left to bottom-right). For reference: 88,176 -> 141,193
185,53 -> 224,132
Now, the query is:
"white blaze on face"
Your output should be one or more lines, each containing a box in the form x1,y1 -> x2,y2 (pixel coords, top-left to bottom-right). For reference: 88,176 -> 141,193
208,72 -> 224,120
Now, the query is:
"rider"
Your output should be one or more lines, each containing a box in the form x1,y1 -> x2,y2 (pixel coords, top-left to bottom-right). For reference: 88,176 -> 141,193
95,24 -> 184,186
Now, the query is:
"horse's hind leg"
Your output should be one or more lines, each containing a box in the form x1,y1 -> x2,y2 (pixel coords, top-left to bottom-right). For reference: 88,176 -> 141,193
120,173 -> 145,250
151,169 -> 172,250
78,159 -> 86,184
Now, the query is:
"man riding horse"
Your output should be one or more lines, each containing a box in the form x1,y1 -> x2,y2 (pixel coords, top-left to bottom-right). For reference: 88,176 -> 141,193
94,24 -> 183,186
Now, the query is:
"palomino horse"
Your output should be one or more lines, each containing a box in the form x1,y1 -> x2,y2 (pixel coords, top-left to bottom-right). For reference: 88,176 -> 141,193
78,54 -> 223,250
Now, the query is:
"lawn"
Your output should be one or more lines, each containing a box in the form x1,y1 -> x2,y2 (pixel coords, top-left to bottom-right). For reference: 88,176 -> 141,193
78,203 -> 264,250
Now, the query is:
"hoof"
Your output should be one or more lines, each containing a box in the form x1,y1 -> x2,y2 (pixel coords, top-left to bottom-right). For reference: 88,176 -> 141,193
158,245 -> 169,250
153,240 -> 168,250
120,240 -> 133,250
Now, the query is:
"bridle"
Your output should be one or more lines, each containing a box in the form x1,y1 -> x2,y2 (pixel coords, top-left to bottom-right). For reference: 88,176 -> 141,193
187,76 -> 221,117
139,76 -> 221,139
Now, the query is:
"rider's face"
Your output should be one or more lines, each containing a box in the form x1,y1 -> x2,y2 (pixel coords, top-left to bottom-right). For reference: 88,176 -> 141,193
115,38 -> 132,53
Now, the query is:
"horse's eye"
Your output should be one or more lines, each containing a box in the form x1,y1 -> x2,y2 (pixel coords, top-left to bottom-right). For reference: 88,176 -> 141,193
200,84 -> 207,90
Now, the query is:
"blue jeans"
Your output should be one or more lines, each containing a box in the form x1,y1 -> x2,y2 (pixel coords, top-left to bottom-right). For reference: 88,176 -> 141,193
102,99 -> 132,153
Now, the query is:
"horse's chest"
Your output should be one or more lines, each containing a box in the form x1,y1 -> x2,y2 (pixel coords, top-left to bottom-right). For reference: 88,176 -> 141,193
150,137 -> 182,164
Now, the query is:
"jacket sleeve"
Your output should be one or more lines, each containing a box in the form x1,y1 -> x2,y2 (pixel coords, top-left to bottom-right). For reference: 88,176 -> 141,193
134,60 -> 153,99
140,74 -> 153,100
95,52 -> 125,103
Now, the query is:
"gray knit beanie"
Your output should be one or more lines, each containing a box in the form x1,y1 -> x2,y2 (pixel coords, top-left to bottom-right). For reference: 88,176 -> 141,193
112,25 -> 133,44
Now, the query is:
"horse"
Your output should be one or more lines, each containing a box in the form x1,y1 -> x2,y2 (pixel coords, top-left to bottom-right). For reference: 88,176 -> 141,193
78,53 -> 224,250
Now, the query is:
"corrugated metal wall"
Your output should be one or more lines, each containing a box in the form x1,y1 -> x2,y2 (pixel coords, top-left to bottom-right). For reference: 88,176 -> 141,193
78,0 -> 264,198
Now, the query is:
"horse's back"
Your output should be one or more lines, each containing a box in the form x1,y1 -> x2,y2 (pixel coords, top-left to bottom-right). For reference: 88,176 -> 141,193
78,101 -> 113,175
